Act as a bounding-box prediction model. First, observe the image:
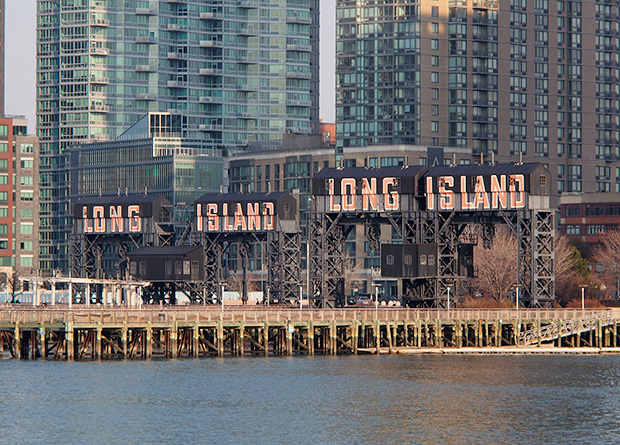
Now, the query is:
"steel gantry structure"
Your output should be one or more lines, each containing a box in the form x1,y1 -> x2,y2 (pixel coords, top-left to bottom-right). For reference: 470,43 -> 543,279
70,195 -> 175,303
309,163 -> 555,309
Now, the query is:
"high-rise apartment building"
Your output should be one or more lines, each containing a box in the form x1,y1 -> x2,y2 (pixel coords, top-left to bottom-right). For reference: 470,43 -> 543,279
0,0 -> 4,115
0,117 -> 40,277
336,0 -> 620,197
36,0 -> 319,271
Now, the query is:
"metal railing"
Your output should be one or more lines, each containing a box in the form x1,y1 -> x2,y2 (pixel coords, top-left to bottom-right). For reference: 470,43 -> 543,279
1,307 -> 618,327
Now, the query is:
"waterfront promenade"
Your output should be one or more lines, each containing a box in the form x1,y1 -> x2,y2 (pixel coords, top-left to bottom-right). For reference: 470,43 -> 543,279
1,306 -> 619,360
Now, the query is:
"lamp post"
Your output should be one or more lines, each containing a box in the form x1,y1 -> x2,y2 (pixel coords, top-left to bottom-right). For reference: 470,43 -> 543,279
515,286 -> 519,310
220,284 -> 225,310
579,284 -> 587,310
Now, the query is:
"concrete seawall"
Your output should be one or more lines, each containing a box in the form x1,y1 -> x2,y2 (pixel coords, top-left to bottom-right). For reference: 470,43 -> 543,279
1,307 -> 619,360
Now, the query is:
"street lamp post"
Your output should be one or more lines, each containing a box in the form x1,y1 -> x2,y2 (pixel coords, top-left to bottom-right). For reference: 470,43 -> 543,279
516,286 -> 519,310
579,284 -> 587,310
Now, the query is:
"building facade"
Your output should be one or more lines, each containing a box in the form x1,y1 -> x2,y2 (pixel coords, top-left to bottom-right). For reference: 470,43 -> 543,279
336,0 -> 620,198
0,0 -> 4,115
37,0 -> 319,271
0,117 -> 40,277
560,192 -> 620,245
68,112 -> 224,208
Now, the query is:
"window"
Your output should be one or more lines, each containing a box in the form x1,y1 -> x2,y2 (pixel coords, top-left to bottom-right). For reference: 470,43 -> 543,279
20,241 -> 33,251
432,6 -> 438,17
0,143 -> 7,152
20,256 -> 33,267
431,23 -> 439,34
431,121 -> 439,132
0,224 -> 7,234
20,144 -> 33,154
431,39 -> 439,50
20,223 -> 33,234
0,125 -> 7,137
432,88 -> 439,99
20,192 -> 33,201
20,160 -> 34,169
20,176 -> 33,186
0,208 -> 7,217
20,208 -> 33,218
420,255 -> 427,265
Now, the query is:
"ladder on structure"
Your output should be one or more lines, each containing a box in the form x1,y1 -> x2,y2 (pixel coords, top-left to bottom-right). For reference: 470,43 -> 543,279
518,311 -> 617,346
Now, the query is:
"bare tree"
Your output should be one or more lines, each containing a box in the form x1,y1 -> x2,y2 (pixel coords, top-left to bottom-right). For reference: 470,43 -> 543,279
343,254 -> 361,298
592,230 -> 620,297
0,270 -> 23,303
554,236 -> 590,303
470,227 -> 518,302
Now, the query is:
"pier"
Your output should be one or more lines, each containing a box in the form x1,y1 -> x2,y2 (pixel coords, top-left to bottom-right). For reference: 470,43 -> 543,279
1,307 -> 619,360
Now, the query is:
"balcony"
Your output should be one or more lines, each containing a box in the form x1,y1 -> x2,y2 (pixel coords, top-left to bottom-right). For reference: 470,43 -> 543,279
90,104 -> 110,113
199,124 -> 223,131
167,80 -> 188,88
199,40 -> 221,48
136,7 -> 156,15
286,71 -> 312,79
90,75 -> 110,84
199,68 -> 215,75
166,52 -> 188,59
287,15 -> 312,24
90,19 -> 110,27
286,44 -> 312,52
136,35 -> 156,44
136,64 -> 156,72
200,12 -> 221,20
238,0 -> 259,8
199,96 -> 213,103
90,47 -> 109,56
167,24 -> 186,32
136,93 -> 154,100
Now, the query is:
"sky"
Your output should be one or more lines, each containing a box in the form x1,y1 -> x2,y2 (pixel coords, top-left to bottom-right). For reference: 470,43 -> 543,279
5,0 -> 337,130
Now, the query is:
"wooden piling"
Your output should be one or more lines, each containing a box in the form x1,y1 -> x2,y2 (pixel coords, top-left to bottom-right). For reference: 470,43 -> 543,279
66,322 -> 74,361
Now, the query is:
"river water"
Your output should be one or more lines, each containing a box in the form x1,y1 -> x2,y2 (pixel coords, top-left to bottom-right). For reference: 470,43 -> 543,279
1,355 -> 619,444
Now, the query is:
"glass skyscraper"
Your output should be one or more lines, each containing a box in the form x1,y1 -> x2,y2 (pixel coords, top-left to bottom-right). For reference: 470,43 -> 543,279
336,0 -> 620,197
36,0 -> 319,271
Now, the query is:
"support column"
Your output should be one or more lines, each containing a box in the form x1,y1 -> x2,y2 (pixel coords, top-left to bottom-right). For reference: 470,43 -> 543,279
596,320 -> 602,348
263,322 -> 269,357
374,319 -> 380,354
239,325 -> 245,356
193,322 -> 200,358
351,320 -> 358,355
95,324 -> 102,360
387,323 -> 394,354
169,322 -> 176,359
329,320 -> 337,355
217,321 -> 224,357
66,322 -> 74,361
122,322 -> 128,359
146,322 -> 153,359
39,326 -> 46,360
308,321 -> 314,356
286,323 -> 293,356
